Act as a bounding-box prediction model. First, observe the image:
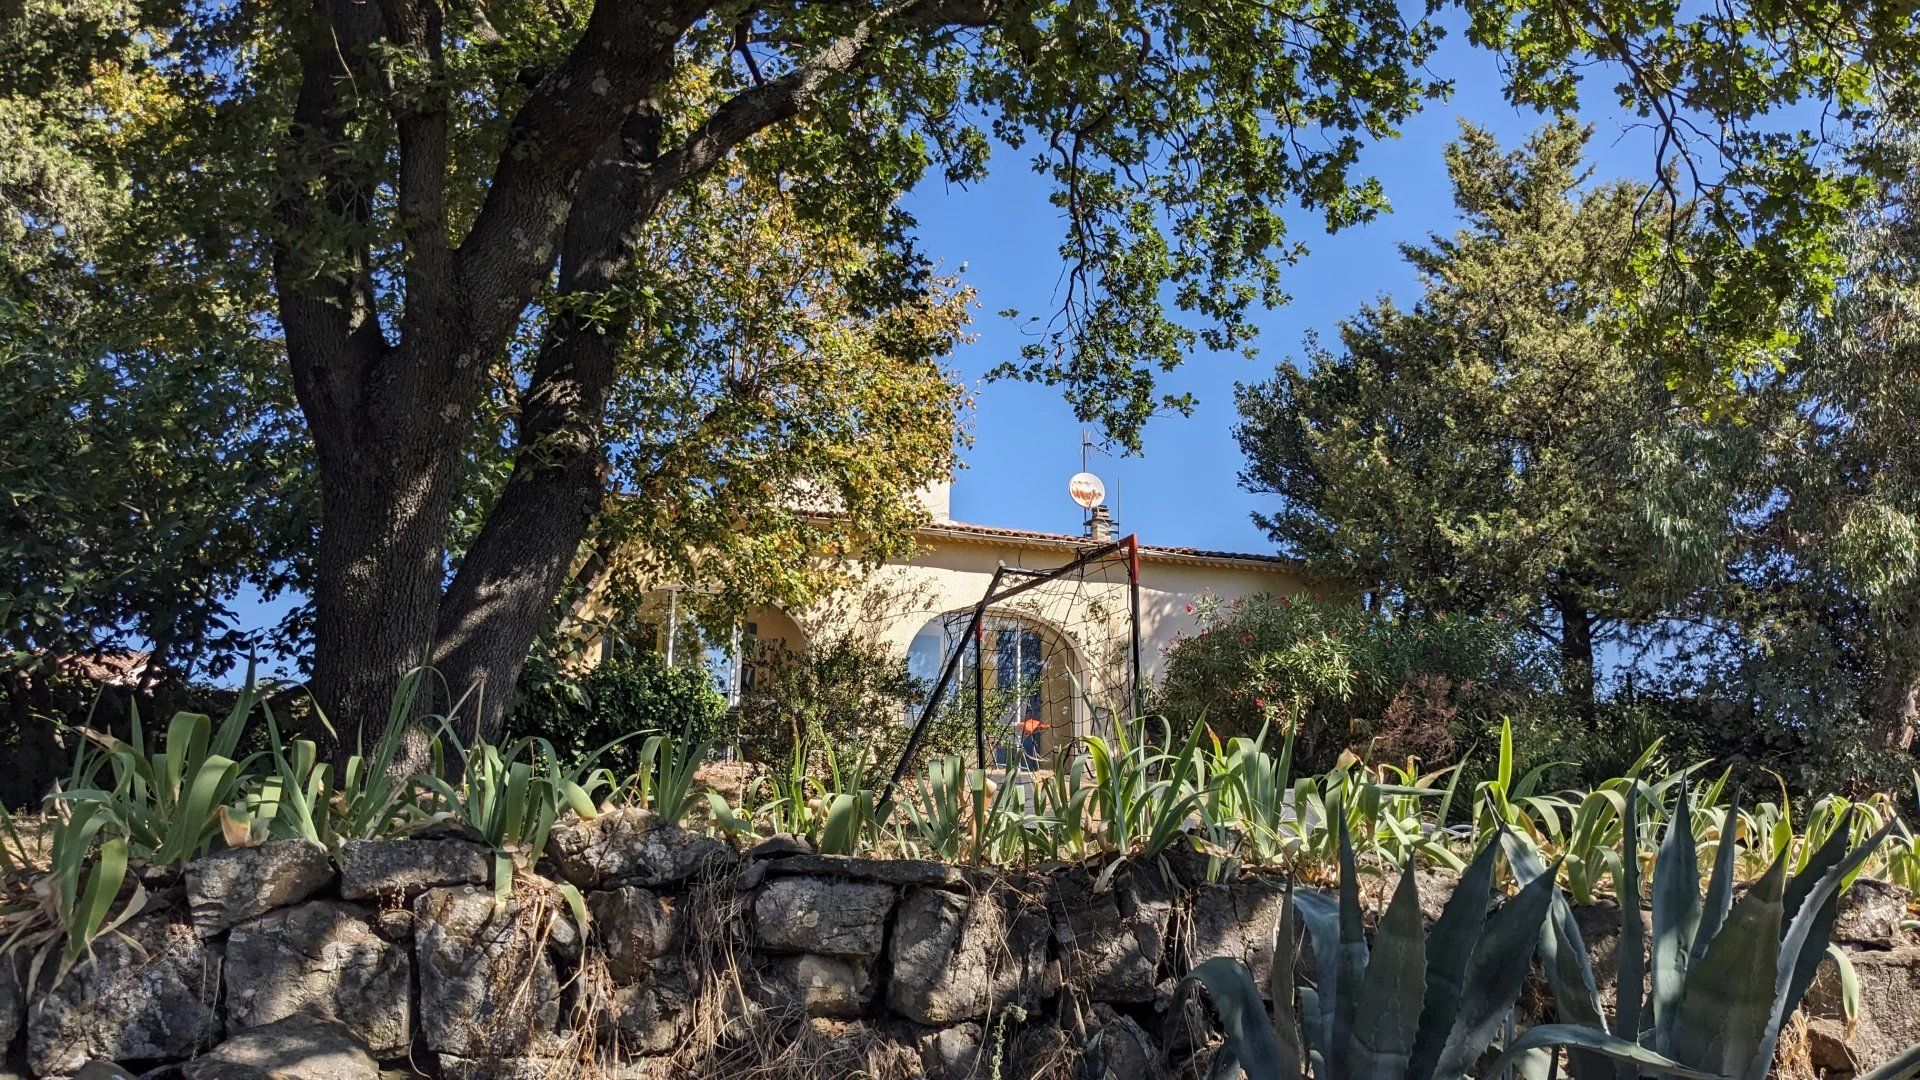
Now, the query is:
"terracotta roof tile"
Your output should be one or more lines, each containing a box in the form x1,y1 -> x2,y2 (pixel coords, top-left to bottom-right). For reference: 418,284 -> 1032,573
917,520 -> 1298,568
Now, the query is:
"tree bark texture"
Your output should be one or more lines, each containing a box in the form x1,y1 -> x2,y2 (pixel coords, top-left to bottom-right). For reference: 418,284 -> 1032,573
272,0 -> 997,749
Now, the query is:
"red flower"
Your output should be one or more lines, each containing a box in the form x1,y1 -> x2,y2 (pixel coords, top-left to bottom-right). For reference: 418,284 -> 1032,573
1239,633 -> 1253,643
1254,697 -> 1266,708
1185,603 -> 1194,613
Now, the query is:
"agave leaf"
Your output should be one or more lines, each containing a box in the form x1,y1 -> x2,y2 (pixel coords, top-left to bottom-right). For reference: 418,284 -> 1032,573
1484,1024 -> 1720,1079
1178,957 -> 1284,1080
1271,887 -> 1306,1080
1693,794 -> 1742,965
1346,860 -> 1426,1078
1292,888 -> 1346,1063
1669,850 -> 1787,1077
1501,831 -> 1609,1080
1406,836 -> 1500,1080
1650,775 -> 1700,1055
1617,776 -> 1647,1058
1429,857 -> 1561,1080
1755,820 -> 1898,1079
1331,798 -> 1367,1080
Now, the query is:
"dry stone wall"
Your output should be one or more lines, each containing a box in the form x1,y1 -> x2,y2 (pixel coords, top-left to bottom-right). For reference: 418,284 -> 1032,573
6,818 -> 1916,1079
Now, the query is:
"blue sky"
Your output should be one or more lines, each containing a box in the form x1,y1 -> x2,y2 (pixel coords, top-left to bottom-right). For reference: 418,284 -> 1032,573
913,18 -> 1656,554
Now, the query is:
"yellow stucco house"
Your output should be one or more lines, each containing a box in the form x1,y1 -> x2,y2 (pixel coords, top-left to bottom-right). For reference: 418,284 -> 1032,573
588,478 -> 1309,758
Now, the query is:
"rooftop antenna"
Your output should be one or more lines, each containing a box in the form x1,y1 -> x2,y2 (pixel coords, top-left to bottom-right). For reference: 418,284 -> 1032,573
1071,428 -> 1114,541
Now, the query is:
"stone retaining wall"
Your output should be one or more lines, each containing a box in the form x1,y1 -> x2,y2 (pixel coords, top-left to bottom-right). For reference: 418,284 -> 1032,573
5,815 -> 1914,1079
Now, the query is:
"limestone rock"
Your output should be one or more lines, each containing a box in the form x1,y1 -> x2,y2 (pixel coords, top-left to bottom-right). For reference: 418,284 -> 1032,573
414,887 -> 563,1058
432,1056 -> 573,1080
745,833 -> 812,859
546,809 -> 729,890
1803,944 -> 1920,1073
588,886 -> 682,984
185,839 -> 336,938
770,953 -> 872,1018
759,853 -> 977,890
887,886 -> 1052,1025
0,954 -> 21,1060
27,914 -> 223,1077
1833,878 -> 1909,947
918,1023 -> 984,1080
1087,1014 -> 1161,1080
181,1015 -> 379,1080
1191,878 -> 1289,988
225,899 -> 411,1055
604,976 -> 691,1054
339,838 -> 490,901
753,876 -> 895,957
1050,864 -> 1173,1002
69,1064 -> 137,1080
1568,901 -> 1649,1019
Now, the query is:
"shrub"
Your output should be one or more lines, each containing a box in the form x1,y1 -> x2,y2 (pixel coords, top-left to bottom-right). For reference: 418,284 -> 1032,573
1153,593 -> 1557,774
731,633 -> 950,774
508,653 -> 726,776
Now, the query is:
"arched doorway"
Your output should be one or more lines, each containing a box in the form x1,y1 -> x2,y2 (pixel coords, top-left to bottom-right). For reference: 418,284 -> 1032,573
905,610 -> 1084,766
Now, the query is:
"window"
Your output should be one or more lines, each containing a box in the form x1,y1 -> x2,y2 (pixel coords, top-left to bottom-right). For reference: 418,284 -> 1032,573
903,612 -> 1073,765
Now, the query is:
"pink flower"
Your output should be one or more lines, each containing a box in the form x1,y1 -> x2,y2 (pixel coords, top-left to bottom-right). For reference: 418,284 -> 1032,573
1185,603 -> 1194,613
1239,633 -> 1253,644
1254,697 -> 1266,708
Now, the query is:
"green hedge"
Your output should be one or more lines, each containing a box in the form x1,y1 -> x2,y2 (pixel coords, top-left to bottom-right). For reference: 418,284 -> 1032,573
508,654 -> 726,774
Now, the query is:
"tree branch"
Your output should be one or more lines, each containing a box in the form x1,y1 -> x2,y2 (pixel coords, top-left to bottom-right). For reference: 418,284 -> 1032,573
274,0 -> 391,453
454,0 -> 713,344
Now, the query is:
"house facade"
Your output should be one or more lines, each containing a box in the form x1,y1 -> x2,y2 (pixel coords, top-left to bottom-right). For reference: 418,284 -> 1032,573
584,479 -> 1310,756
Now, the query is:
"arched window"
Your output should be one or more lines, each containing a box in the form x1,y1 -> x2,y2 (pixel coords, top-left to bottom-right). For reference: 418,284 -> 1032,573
903,612 -> 1076,766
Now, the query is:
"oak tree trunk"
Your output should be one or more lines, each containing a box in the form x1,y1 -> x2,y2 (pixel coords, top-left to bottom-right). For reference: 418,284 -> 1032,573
1555,591 -> 1597,727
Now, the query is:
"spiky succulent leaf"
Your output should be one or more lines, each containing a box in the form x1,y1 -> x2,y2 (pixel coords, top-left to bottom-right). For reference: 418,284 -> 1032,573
1670,851 -> 1787,1077
1179,957 -> 1285,1080
1650,776 -> 1700,1054
1345,861 -> 1426,1077
1406,836 -> 1500,1080
1502,830 -> 1609,1080
1429,858 -> 1561,1080
1694,794 -> 1742,964
1755,820 -> 1898,1078
1485,1024 -> 1721,1079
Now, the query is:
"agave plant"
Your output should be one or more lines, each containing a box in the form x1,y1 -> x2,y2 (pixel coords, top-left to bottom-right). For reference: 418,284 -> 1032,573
711,728 -> 892,856
1179,803 -> 1703,1079
1505,774 -> 1899,1080
1083,714 -> 1208,872
416,727 -> 618,899
628,729 -> 708,826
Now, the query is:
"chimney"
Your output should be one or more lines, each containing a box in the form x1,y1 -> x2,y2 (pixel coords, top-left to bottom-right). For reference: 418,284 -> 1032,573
1087,503 -> 1115,542
915,478 -> 953,524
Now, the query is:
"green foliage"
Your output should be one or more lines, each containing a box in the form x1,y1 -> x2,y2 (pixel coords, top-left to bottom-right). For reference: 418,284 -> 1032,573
1504,779 -> 1898,1080
509,654 -> 726,775
1235,121 -> 1735,716
1185,821 -> 1705,1080
1155,593 -> 1553,773
730,634 -> 939,768
415,726 -> 622,900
